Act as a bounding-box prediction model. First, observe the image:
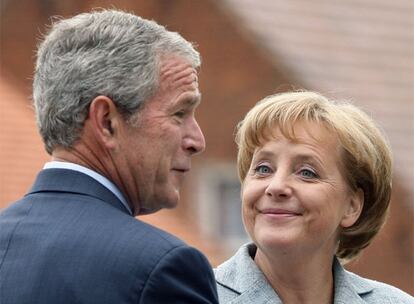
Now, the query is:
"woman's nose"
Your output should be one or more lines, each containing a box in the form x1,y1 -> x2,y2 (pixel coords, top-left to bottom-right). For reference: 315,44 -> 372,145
264,172 -> 293,199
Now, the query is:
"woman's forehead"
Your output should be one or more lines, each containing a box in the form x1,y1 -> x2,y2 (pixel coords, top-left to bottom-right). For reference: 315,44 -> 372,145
254,120 -> 335,146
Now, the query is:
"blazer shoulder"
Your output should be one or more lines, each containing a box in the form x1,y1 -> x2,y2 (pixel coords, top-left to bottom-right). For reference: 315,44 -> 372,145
345,271 -> 414,304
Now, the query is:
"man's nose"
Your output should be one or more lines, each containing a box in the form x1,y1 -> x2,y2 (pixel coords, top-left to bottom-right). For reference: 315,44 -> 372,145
183,118 -> 205,155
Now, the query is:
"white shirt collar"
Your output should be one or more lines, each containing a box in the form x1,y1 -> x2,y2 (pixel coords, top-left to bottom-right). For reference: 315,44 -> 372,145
43,161 -> 132,215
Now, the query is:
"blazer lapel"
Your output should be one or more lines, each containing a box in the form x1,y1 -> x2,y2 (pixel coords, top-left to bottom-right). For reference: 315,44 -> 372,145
333,257 -> 373,304
27,169 -> 131,215
216,246 -> 375,304
215,243 -> 282,304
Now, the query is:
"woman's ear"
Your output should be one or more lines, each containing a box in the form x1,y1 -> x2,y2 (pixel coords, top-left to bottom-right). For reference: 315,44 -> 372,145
341,188 -> 364,228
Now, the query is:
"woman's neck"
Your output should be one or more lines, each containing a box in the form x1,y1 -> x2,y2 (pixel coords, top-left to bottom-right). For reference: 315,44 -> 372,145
254,247 -> 335,304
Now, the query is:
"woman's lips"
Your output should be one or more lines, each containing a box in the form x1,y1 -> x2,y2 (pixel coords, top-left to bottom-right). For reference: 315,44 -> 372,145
259,208 -> 302,218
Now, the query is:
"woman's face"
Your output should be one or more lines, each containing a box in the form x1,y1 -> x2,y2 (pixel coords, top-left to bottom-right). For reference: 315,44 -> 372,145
242,122 -> 363,256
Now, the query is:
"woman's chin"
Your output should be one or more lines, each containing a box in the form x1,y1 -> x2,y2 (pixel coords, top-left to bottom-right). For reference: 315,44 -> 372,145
255,231 -> 300,254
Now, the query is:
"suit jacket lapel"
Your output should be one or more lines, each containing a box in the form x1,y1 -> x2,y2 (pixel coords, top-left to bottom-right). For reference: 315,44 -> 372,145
27,169 -> 131,215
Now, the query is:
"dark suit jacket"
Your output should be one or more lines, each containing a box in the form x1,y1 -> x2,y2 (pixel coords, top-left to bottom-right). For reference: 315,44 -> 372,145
0,169 -> 218,304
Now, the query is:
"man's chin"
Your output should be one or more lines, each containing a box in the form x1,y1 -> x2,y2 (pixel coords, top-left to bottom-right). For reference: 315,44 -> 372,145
136,206 -> 161,216
136,193 -> 179,216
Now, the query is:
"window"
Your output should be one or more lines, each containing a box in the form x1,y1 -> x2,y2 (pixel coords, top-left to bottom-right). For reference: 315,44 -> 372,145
196,162 -> 249,251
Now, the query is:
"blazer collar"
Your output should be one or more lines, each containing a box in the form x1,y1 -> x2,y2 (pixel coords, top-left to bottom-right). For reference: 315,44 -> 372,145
333,257 -> 374,303
215,243 -> 375,304
215,243 -> 282,303
27,168 -> 131,215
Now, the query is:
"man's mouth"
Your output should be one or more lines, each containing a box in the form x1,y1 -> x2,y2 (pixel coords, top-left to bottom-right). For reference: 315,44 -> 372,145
172,168 -> 189,173
172,164 -> 191,173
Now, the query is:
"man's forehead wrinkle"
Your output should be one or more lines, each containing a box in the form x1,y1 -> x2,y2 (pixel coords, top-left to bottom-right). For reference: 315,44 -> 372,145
158,61 -> 198,97
158,76 -> 198,97
175,75 -> 199,92
172,67 -> 197,83
159,56 -> 196,81
160,66 -> 197,86
159,63 -> 185,79
166,71 -> 197,93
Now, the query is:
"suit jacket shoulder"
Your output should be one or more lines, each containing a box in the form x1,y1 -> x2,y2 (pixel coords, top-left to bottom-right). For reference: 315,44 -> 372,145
0,169 -> 218,304
214,243 -> 413,304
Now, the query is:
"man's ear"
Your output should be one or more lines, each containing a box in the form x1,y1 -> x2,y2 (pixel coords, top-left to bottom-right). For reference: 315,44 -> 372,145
87,96 -> 120,149
341,188 -> 364,228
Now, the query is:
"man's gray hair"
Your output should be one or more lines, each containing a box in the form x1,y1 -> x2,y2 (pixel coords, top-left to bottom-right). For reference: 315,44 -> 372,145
33,9 -> 200,154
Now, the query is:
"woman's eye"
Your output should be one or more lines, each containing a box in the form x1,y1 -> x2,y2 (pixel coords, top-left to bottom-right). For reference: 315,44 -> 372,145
255,165 -> 272,175
299,168 -> 318,179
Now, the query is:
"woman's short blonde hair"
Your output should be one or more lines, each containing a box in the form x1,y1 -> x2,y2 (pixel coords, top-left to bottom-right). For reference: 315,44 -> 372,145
236,91 -> 392,262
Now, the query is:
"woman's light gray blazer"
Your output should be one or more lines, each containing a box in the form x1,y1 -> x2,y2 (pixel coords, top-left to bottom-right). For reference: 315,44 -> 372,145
214,243 -> 413,304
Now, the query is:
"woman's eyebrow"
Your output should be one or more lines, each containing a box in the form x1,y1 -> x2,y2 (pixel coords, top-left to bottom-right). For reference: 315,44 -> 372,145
253,148 -> 324,165
292,153 -> 324,167
252,149 -> 275,161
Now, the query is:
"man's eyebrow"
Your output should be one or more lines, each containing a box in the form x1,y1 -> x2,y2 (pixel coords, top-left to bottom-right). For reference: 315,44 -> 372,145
179,93 -> 202,108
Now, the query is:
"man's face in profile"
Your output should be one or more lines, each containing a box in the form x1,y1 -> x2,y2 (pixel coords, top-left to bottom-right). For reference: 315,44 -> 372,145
115,55 -> 205,215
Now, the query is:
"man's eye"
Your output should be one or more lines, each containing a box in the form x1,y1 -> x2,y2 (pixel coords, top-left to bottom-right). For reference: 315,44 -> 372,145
299,168 -> 318,179
254,165 -> 272,175
174,110 -> 186,118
